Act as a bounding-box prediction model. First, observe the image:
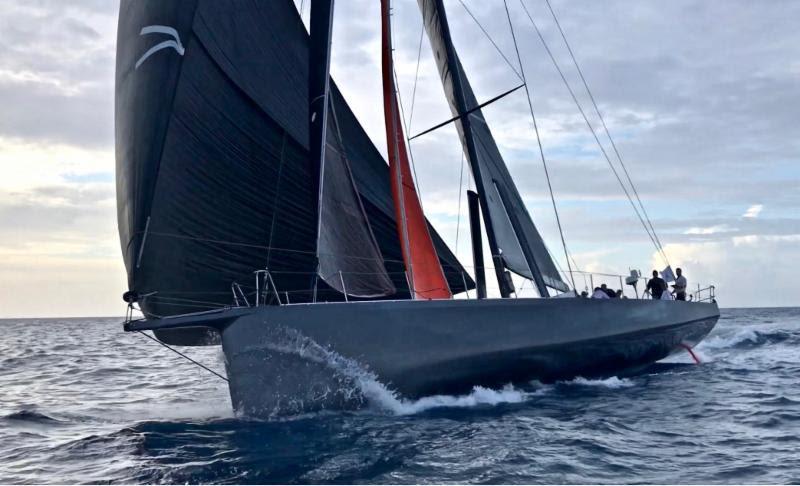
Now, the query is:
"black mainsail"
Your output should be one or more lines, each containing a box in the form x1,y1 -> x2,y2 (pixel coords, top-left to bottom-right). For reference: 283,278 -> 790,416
418,0 -> 570,295
116,0 -> 470,317
309,0 -> 395,297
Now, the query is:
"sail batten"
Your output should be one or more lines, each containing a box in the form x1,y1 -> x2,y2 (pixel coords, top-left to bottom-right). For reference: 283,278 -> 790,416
418,0 -> 570,295
382,0 -> 451,300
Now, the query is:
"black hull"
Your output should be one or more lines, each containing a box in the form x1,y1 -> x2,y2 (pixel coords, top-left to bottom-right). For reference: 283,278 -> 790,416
407,317 -> 716,397
216,299 -> 719,416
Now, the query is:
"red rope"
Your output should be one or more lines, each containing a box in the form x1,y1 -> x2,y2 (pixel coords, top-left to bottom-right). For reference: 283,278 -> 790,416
681,343 -> 701,364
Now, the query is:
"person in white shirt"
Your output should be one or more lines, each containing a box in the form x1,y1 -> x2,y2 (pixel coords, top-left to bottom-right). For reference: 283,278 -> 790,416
592,287 -> 610,299
672,267 -> 687,301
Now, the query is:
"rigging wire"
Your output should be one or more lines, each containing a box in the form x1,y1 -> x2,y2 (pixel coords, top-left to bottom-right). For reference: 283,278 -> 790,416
265,132 -> 288,267
541,0 -> 669,265
389,4 -> 425,203
517,0 -> 669,266
454,151 -> 466,255
146,231 -> 405,264
136,330 -> 229,382
394,66 -> 426,204
407,22 -> 425,133
502,0 -> 576,292
457,0 -> 523,81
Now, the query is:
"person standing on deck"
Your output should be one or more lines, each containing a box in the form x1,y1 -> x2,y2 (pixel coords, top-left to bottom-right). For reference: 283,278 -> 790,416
673,268 -> 687,301
646,270 -> 667,299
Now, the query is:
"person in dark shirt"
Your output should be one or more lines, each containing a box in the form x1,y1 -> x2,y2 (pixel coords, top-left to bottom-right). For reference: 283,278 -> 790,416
646,270 -> 667,299
600,283 -> 616,298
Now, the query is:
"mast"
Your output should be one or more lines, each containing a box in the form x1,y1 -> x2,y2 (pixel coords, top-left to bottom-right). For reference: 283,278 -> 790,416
309,0 -> 334,254
417,0 -> 570,297
381,0 -> 451,300
467,190 -> 487,299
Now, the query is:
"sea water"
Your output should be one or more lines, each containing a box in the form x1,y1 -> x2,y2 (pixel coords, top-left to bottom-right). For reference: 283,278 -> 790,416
1,308 -> 798,483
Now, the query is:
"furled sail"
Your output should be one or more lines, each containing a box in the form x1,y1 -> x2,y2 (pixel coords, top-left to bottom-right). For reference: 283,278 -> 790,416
381,0 -> 451,300
417,0 -> 569,294
310,0 -> 395,297
116,0 -> 471,318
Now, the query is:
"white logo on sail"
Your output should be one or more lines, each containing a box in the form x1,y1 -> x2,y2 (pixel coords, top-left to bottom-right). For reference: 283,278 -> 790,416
135,25 -> 185,70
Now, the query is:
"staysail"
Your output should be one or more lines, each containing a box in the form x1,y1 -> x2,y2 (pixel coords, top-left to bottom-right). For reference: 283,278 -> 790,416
381,0 -> 451,300
116,0 -> 471,317
310,0 -> 395,297
417,0 -> 570,295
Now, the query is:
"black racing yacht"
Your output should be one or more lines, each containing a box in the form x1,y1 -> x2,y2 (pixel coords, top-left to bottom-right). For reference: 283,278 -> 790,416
117,0 -> 719,416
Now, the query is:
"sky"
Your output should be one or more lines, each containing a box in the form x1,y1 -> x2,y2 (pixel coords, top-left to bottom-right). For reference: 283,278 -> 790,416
0,0 -> 798,317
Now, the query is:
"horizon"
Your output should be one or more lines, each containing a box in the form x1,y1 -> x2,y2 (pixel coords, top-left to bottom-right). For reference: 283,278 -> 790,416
1,0 -> 798,317
1,304 -> 798,321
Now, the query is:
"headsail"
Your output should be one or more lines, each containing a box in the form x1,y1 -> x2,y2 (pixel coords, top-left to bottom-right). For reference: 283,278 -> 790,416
310,0 -> 395,297
381,0 -> 451,300
417,0 -> 570,294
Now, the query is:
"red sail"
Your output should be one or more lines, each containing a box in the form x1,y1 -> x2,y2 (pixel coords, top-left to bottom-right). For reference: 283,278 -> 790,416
380,0 -> 451,300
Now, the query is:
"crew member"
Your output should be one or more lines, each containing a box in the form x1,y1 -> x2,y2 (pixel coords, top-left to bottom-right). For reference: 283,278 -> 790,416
673,268 -> 687,301
646,270 -> 666,299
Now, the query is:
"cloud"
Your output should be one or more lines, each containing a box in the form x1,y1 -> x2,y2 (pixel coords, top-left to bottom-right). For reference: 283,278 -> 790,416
742,204 -> 764,219
733,234 -> 800,246
0,2 -> 117,148
683,224 -> 738,235
654,235 -> 800,307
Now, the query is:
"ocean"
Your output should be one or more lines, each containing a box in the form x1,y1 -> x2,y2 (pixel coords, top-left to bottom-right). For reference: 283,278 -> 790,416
1,307 -> 798,484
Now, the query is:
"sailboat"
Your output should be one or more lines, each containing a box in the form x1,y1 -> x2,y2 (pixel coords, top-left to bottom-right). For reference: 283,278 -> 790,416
117,0 -> 719,416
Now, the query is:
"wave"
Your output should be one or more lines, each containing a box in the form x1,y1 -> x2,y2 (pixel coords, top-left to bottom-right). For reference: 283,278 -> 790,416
2,410 -> 64,424
699,329 -> 797,351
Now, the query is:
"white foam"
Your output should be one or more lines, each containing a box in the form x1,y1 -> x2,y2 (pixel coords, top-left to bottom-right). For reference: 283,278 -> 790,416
381,384 -> 535,416
559,376 -> 635,388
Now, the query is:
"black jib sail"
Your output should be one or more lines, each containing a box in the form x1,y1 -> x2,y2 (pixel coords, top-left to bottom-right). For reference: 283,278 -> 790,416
309,0 -> 395,297
116,0 -> 470,317
417,0 -> 570,295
